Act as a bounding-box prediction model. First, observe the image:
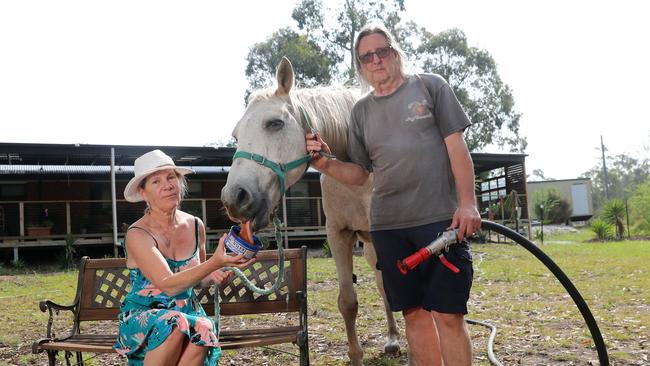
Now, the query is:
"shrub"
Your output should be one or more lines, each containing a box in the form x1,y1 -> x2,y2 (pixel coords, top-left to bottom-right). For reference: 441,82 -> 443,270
600,199 -> 626,239
322,240 -> 332,258
629,181 -> 650,236
532,188 -> 572,224
590,218 -> 614,241
62,234 -> 77,269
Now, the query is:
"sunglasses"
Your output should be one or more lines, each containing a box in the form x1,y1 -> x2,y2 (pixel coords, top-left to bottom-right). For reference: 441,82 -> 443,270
358,46 -> 394,64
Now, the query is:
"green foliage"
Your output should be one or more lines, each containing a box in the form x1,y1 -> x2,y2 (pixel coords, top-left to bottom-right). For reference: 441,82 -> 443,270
590,218 -> 614,241
600,199 -> 626,239
245,27 -> 336,101
629,180 -> 650,235
552,199 -> 572,225
10,259 -> 25,269
292,0 -> 405,81
532,188 -> 571,224
62,234 -> 77,269
244,0 -> 525,152
322,240 -> 332,258
581,151 -> 650,211
501,190 -> 521,220
406,26 -> 526,152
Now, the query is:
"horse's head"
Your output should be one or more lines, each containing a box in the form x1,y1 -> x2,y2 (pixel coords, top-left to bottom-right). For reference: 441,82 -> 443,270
221,57 -> 310,231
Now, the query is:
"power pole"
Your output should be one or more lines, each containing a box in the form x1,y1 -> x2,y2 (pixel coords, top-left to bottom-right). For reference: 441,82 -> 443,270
601,135 -> 610,200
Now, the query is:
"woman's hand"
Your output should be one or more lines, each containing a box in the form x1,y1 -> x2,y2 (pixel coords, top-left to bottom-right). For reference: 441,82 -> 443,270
305,132 -> 332,171
201,268 -> 233,287
209,233 -> 255,269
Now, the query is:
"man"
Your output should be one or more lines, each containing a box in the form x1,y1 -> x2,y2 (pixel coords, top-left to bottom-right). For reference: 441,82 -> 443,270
306,23 -> 480,365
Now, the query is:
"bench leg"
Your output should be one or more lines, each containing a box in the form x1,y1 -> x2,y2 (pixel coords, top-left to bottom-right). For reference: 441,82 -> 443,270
76,351 -> 84,366
300,342 -> 310,366
64,350 -> 73,366
46,350 -> 56,366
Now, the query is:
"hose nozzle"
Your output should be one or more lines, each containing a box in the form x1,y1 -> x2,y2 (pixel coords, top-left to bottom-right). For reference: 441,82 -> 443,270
397,229 -> 459,275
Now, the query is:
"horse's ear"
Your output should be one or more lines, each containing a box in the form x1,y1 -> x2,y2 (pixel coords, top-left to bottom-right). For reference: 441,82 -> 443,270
275,57 -> 294,96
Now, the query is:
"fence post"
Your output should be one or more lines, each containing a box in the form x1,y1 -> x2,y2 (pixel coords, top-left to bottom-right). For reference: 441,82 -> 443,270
66,202 -> 71,234
316,198 -> 322,226
19,202 -> 25,237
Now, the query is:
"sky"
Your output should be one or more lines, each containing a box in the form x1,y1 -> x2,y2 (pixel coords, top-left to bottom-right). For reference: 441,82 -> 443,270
1,0 -> 648,180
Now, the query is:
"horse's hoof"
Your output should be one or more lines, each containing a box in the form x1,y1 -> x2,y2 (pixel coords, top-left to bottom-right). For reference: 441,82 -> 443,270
384,340 -> 400,355
348,352 -> 364,366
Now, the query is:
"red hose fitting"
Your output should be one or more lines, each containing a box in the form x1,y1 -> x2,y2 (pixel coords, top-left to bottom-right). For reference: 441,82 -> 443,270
397,248 -> 432,275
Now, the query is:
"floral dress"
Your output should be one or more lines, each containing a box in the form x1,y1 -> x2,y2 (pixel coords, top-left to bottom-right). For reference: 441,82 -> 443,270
114,220 -> 220,365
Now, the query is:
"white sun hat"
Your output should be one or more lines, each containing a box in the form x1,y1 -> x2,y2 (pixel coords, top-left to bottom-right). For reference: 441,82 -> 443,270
123,149 -> 194,202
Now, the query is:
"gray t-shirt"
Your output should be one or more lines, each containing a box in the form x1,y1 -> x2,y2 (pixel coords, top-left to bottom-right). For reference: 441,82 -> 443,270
347,74 -> 471,231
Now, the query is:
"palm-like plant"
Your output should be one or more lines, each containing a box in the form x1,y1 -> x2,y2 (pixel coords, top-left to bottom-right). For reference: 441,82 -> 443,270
601,199 -> 626,239
590,218 -> 614,241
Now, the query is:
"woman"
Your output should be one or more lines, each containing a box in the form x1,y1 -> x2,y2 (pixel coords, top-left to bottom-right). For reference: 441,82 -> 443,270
114,149 -> 251,366
306,24 -> 481,366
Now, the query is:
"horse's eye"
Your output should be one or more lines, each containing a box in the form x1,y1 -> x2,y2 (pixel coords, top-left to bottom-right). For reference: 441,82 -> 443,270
265,119 -> 285,131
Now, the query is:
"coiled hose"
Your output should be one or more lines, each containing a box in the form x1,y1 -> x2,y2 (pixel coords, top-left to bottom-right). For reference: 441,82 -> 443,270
475,220 -> 609,365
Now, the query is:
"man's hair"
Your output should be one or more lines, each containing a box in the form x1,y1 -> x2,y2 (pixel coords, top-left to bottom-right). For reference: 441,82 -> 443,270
353,23 -> 409,90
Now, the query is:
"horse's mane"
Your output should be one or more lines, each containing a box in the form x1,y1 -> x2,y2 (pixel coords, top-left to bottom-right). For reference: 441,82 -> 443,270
249,86 -> 360,161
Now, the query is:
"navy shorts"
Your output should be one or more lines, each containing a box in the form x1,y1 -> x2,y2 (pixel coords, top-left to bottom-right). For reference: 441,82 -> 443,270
371,220 -> 473,314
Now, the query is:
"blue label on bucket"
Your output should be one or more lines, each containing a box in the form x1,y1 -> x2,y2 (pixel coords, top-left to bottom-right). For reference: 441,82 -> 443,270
225,225 -> 262,259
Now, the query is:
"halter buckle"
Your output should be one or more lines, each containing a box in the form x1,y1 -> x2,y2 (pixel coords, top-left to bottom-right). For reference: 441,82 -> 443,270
250,153 -> 266,165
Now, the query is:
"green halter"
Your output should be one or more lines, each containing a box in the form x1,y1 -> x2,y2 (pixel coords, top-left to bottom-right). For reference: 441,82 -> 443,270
232,105 -> 327,196
232,150 -> 311,197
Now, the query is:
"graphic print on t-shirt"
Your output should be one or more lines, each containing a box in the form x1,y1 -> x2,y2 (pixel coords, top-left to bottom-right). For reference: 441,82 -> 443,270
405,99 -> 432,122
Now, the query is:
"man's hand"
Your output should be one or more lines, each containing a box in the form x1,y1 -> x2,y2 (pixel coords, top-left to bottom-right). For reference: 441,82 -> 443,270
449,203 -> 481,240
305,132 -> 332,171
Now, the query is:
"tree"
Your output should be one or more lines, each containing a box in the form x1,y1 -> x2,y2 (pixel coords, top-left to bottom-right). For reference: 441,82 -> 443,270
406,26 -> 526,152
292,0 -> 405,82
629,180 -> 650,235
581,150 -> 650,210
529,169 -> 551,182
244,27 -> 337,101
244,0 -> 526,152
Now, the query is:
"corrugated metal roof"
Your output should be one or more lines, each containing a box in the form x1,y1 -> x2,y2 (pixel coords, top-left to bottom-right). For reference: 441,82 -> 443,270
0,165 -> 319,175
0,165 -> 231,175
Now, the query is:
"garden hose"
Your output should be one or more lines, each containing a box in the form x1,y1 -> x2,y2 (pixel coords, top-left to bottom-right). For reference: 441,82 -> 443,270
476,220 -> 609,365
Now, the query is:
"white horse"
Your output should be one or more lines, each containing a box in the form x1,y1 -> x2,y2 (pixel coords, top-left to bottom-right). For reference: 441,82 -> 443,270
221,57 -> 400,365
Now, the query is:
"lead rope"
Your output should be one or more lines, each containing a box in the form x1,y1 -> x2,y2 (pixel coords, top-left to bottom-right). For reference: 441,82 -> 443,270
213,215 -> 286,336
299,105 -> 337,160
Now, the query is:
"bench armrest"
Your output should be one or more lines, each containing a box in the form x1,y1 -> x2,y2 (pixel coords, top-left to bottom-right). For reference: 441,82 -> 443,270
38,299 -> 79,340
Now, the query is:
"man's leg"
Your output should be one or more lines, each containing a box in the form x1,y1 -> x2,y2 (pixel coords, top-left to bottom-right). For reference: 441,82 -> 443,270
403,307 -> 442,366
432,311 -> 472,366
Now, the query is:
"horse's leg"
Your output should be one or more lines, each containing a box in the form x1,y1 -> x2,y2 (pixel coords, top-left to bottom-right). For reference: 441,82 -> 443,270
359,235 -> 401,355
328,226 -> 364,366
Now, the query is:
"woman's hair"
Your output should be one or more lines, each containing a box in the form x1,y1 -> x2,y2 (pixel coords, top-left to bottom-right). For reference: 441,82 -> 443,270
139,170 -> 188,214
353,23 -> 409,90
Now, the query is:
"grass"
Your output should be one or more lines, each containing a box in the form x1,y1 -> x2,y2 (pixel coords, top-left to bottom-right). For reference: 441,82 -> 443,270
2,228 -> 648,365
545,226 -> 597,242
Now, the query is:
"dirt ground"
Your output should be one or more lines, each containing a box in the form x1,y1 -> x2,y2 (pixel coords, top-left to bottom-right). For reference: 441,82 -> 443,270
3,244 -> 647,365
